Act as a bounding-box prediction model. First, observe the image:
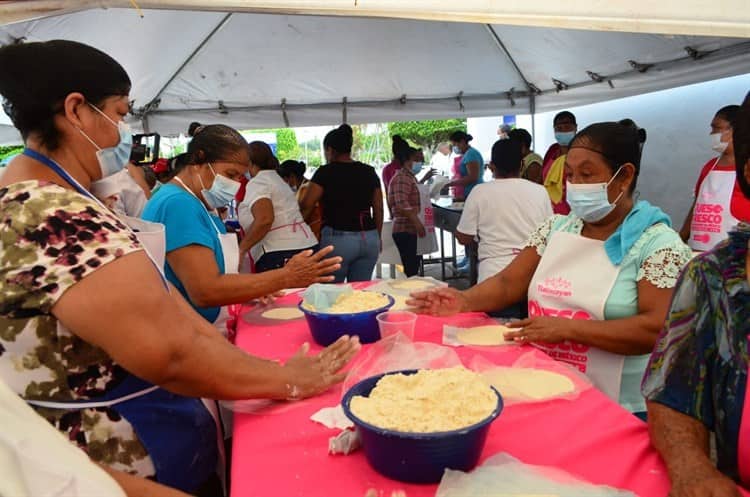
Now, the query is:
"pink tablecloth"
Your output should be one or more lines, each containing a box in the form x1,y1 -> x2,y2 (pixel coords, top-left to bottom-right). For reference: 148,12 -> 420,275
229,290 -> 743,497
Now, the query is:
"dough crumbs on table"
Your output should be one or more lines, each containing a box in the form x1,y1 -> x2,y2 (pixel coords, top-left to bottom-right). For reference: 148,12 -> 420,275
350,367 -> 497,432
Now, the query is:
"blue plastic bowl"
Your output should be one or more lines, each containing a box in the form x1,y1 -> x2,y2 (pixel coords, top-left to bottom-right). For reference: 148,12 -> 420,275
341,369 -> 503,483
298,294 -> 394,346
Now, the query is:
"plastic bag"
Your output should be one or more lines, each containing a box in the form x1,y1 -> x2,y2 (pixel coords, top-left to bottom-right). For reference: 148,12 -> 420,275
468,350 -> 592,405
442,315 -> 520,347
340,334 -> 463,399
368,277 -> 446,311
429,175 -> 451,199
436,452 -> 635,497
302,283 -> 353,311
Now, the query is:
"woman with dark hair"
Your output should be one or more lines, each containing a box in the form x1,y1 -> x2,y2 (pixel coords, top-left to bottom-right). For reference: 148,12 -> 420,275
387,143 -> 425,277
300,124 -> 384,283
382,134 -> 408,192
509,128 -> 544,184
543,111 -> 578,214
238,142 -> 317,272
643,92 -> 750,497
0,40 -> 359,495
447,130 -> 483,198
278,159 -> 307,192
279,159 -> 322,239
188,121 -> 202,137
144,127 -> 339,328
679,105 -> 749,251
409,122 -> 691,414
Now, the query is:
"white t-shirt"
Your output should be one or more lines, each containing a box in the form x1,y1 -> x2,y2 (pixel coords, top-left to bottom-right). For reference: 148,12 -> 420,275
0,379 -> 125,497
90,168 -> 148,217
457,178 -> 553,282
429,152 -> 453,177
238,170 -> 316,262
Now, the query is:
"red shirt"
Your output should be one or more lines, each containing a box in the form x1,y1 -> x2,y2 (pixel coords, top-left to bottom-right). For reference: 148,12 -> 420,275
694,158 -> 750,222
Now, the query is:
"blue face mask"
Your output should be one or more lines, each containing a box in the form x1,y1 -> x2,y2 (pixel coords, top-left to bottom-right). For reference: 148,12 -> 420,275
199,163 -> 241,209
566,167 -> 624,223
244,171 -> 253,181
78,104 -> 133,179
555,131 -> 576,147
452,146 -> 461,155
411,162 -> 424,174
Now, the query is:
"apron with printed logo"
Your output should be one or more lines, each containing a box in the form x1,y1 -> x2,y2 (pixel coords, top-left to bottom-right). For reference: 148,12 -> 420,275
690,158 -> 741,251
22,149 -> 219,492
527,228 -> 625,401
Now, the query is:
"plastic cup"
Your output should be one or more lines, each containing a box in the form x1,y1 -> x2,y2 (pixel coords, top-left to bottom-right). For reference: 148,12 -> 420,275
376,311 -> 417,341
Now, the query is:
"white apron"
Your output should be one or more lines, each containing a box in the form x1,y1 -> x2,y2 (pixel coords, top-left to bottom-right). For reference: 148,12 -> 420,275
121,215 -> 166,274
527,229 -> 625,401
416,183 -> 438,255
690,158 -> 741,251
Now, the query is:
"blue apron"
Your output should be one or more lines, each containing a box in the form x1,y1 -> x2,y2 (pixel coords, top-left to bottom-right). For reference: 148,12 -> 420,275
22,149 -> 218,492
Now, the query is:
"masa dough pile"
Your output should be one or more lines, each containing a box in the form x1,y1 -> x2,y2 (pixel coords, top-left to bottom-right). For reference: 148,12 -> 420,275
350,367 -> 497,432
303,291 -> 389,313
482,368 -> 575,401
456,325 -> 514,345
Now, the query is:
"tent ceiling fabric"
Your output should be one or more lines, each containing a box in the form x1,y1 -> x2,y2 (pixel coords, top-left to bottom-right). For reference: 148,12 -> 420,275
1,1 -> 749,38
0,6 -> 748,137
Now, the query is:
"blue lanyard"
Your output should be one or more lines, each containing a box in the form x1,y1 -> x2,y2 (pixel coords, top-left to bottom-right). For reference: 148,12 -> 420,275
23,148 -> 92,198
23,148 -> 169,291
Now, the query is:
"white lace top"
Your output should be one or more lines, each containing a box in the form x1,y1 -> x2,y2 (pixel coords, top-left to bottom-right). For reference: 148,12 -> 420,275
524,213 -> 693,413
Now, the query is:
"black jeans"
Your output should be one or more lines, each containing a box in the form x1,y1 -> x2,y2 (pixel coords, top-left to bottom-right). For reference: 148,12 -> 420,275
255,245 -> 318,273
392,232 -> 420,277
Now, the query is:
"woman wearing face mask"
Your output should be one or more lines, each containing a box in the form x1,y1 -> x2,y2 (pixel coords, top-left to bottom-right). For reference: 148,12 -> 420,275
408,122 -> 692,415
300,124 -> 384,283
447,130 -> 483,199
237,142 -> 317,273
143,127 -> 339,330
0,40 -> 359,496
387,145 -> 426,277
679,105 -> 749,251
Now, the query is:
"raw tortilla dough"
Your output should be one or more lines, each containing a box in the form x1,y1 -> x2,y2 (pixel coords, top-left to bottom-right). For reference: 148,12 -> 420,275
482,368 -> 575,400
261,307 -> 304,320
390,279 -> 435,291
456,325 -> 514,346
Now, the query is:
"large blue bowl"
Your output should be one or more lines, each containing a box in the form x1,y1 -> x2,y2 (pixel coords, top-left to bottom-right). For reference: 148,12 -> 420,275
341,369 -> 503,483
298,294 -> 394,346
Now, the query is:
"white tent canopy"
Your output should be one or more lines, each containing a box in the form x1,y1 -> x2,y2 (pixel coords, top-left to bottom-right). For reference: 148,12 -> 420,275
0,3 -> 748,141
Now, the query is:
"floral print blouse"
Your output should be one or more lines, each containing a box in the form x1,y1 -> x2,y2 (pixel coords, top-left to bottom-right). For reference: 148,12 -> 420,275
0,180 -> 155,477
642,224 -> 750,481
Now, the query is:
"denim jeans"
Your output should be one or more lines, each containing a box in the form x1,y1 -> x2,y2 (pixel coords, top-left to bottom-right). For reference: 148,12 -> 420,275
392,232 -> 420,277
320,226 -> 380,283
255,245 -> 319,273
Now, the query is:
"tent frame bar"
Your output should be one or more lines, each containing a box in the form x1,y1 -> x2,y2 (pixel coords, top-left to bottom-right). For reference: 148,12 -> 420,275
141,12 -> 233,116
140,39 -> 750,120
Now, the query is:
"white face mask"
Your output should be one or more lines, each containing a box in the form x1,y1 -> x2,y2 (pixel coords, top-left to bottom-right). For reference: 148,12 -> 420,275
566,167 -> 625,223
77,104 -> 133,179
711,132 -> 729,154
198,163 -> 241,209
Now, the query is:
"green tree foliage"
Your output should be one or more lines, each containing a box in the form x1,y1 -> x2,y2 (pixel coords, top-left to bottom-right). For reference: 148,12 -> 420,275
275,128 -> 300,162
387,119 -> 467,154
0,144 -> 23,165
